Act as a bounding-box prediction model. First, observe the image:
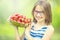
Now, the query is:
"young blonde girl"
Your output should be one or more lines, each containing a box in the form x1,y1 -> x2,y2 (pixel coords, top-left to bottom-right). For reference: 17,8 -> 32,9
14,0 -> 54,40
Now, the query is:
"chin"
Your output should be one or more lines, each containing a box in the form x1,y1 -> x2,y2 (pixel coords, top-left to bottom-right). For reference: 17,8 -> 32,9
37,19 -> 44,22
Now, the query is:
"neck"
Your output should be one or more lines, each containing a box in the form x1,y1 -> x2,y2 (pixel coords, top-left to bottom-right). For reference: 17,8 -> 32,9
37,21 -> 46,26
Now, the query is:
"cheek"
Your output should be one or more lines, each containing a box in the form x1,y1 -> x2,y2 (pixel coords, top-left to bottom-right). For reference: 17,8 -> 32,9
34,13 -> 36,17
40,14 -> 45,19
42,15 -> 45,20
41,15 -> 44,18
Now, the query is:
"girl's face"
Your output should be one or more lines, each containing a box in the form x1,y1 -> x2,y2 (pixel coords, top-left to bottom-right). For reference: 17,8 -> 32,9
34,5 -> 45,23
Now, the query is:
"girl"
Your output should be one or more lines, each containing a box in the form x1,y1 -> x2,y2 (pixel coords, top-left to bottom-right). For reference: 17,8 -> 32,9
14,0 -> 54,40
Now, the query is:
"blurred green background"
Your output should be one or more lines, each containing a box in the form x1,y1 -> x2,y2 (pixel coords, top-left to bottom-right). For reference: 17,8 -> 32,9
0,0 -> 60,40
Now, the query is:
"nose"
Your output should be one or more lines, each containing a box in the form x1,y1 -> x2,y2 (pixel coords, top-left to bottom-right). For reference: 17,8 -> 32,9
37,13 -> 40,16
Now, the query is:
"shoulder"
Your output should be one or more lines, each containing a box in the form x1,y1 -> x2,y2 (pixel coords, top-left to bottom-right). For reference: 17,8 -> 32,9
47,25 -> 54,32
42,24 -> 54,40
45,24 -> 54,35
43,24 -> 54,35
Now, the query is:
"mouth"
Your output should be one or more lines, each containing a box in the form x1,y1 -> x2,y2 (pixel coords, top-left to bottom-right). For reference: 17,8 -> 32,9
35,17 -> 41,20
35,16 -> 43,21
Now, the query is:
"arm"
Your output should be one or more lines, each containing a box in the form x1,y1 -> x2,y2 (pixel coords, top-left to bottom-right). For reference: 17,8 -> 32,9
14,27 -> 20,40
14,25 -> 31,40
14,22 -> 32,40
20,23 -> 32,40
20,28 -> 25,40
24,24 -> 34,40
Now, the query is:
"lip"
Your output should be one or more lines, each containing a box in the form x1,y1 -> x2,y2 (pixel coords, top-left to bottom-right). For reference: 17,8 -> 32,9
36,16 -> 42,18
35,17 -> 41,20
35,16 -> 43,20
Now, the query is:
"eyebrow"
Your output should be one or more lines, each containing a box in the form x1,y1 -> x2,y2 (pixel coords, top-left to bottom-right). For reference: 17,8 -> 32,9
34,10 -> 44,13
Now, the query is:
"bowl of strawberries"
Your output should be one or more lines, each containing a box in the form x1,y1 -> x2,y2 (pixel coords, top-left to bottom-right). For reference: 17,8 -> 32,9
9,13 -> 32,27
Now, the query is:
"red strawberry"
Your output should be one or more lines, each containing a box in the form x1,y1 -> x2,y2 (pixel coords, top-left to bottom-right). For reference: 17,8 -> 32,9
27,19 -> 31,23
18,18 -> 22,23
24,19 -> 28,24
18,15 -> 23,19
15,14 -> 19,16
10,16 -> 16,20
23,15 -> 26,19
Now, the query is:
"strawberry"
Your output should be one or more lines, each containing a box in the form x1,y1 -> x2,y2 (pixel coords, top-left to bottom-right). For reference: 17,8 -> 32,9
28,19 -> 31,23
18,18 -> 22,23
24,19 -> 28,23
15,14 -> 20,16
9,13 -> 32,27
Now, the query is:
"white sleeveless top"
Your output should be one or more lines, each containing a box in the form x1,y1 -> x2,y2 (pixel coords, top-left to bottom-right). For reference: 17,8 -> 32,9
24,22 -> 48,40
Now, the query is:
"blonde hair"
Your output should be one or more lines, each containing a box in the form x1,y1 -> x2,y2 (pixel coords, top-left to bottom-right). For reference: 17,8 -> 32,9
32,0 -> 52,25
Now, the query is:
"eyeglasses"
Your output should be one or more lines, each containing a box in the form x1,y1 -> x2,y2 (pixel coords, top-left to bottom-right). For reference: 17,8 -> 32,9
34,10 -> 44,14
